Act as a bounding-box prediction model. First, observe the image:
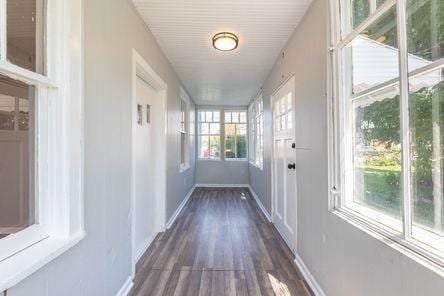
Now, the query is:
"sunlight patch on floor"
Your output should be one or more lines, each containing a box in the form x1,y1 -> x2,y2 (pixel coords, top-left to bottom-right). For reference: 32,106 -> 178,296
268,273 -> 292,296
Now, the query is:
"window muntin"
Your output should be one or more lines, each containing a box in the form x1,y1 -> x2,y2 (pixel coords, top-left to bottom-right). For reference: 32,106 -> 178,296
225,111 -> 247,160
249,96 -> 264,168
333,0 -> 444,263
198,110 -> 220,159
7,0 -> 46,74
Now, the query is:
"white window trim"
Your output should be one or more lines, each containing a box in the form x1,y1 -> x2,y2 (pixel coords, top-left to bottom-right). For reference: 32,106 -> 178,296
248,94 -> 264,169
328,0 -> 444,270
179,88 -> 191,173
197,109 -> 222,160
0,0 -> 84,291
224,110 -> 248,161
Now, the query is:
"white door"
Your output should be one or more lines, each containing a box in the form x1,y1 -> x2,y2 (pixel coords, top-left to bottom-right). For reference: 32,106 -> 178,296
272,77 -> 297,253
134,76 -> 157,259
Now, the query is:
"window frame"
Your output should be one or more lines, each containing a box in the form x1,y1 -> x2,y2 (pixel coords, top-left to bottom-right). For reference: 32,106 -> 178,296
329,0 -> 444,268
248,94 -> 264,169
0,0 -> 84,291
197,109 -> 221,160
224,110 -> 248,161
179,88 -> 191,173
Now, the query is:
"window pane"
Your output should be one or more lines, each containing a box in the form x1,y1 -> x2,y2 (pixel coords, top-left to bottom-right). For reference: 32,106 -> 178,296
352,0 -> 370,29
199,136 -> 209,158
236,124 -> 247,136
232,112 -> 239,123
180,133 -> 186,164
236,135 -> 247,159
0,95 -> 15,131
209,136 -> 220,159
199,123 -> 209,135
352,87 -> 402,224
409,68 -> 444,237
213,111 -> 220,122
209,123 -> 220,135
199,111 -> 205,122
225,123 -> 235,135
406,0 -> 444,70
345,6 -> 398,95
7,0 -> 46,74
0,74 -> 36,238
225,135 -> 236,159
240,111 -> 247,123
225,112 -> 232,123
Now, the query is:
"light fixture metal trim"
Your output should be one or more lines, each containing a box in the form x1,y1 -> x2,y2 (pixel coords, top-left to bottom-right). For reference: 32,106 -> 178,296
212,32 -> 239,51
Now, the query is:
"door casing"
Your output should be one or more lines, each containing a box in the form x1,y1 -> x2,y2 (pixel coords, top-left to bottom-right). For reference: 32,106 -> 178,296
270,75 -> 298,255
131,49 -> 168,276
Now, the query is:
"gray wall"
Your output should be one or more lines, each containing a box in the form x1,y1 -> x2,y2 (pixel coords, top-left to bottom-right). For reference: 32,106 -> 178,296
9,0 -> 195,295
249,0 -> 444,295
195,105 -> 249,185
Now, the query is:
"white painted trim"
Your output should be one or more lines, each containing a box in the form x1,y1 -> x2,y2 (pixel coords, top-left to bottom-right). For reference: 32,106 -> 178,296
247,185 -> 272,222
135,233 -> 157,263
130,49 -> 168,279
196,184 -> 249,188
116,275 -> 134,296
166,185 -> 196,229
294,254 -> 325,296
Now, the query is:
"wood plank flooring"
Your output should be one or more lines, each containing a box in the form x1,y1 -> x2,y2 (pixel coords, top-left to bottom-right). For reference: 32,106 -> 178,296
129,187 -> 311,296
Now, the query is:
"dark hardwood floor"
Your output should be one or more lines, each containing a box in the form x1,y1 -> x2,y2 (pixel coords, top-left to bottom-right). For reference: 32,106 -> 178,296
129,187 -> 311,296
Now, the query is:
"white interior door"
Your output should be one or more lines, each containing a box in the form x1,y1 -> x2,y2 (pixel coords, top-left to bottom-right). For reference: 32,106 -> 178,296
134,76 -> 157,259
272,77 -> 297,253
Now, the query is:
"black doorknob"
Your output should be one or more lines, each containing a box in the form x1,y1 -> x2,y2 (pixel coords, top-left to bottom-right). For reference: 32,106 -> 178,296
288,163 -> 296,170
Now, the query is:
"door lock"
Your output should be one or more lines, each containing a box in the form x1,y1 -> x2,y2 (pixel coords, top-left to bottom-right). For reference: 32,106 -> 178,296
288,163 -> 296,170
291,143 -> 296,149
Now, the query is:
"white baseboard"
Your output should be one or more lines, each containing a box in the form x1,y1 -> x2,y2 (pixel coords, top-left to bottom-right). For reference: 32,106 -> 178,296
135,232 -> 157,263
247,185 -> 272,222
294,254 -> 325,296
116,274 -> 134,296
195,184 -> 249,188
166,185 -> 196,229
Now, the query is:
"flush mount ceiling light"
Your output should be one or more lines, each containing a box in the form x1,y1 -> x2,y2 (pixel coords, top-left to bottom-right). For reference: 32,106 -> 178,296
212,32 -> 239,51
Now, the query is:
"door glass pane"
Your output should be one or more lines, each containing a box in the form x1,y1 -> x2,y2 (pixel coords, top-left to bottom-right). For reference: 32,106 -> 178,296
7,0 -> 46,74
409,68 -> 444,237
0,74 -> 36,239
352,86 -> 402,224
406,0 -> 444,71
344,6 -> 398,95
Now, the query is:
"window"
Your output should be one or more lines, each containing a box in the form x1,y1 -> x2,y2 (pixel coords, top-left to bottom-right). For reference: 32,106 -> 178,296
248,95 -> 264,168
198,110 -> 221,159
180,89 -> 191,172
225,111 -> 247,160
0,0 -> 83,289
331,0 -> 444,264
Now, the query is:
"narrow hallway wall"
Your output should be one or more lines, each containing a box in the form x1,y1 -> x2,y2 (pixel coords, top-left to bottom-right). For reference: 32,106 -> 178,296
8,0 -> 195,295
249,0 -> 444,295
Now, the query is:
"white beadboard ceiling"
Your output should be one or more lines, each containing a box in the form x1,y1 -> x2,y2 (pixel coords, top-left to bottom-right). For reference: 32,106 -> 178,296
133,0 -> 313,106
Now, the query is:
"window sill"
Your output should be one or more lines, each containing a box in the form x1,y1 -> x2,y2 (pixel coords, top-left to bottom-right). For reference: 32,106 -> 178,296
179,164 -> 190,173
249,162 -> 263,170
225,159 -> 248,162
0,231 -> 86,292
331,208 -> 444,275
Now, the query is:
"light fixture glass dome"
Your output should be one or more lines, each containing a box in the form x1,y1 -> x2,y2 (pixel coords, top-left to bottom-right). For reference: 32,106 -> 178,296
212,32 -> 238,51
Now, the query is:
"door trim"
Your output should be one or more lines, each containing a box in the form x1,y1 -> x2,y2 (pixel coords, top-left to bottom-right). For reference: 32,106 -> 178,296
270,74 -> 297,254
130,49 -> 168,276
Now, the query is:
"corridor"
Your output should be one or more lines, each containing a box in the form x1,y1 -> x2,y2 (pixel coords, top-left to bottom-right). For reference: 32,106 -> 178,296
129,187 -> 310,296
